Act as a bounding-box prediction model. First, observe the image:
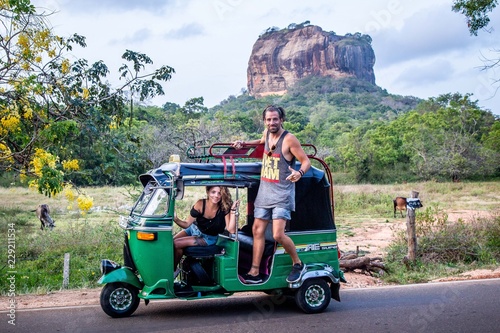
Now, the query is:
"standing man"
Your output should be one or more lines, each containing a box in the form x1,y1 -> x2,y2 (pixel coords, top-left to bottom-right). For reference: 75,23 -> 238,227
233,105 -> 311,283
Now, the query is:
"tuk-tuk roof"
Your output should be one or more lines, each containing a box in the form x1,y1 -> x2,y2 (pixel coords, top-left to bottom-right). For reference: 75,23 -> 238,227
139,161 -> 335,232
139,162 -> 325,188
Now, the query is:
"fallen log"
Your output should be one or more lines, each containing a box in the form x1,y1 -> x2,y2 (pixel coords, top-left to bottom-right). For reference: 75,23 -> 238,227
340,255 -> 387,276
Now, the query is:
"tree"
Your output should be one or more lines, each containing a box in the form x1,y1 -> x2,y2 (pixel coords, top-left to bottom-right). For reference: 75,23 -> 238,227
452,1 -> 499,96
139,98 -> 244,164
452,0 -> 498,35
337,126 -> 372,182
401,94 -> 498,181
0,0 -> 174,196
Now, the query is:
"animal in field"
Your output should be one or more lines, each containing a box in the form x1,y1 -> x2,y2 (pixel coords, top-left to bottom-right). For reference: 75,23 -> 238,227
36,204 -> 55,230
393,197 -> 407,218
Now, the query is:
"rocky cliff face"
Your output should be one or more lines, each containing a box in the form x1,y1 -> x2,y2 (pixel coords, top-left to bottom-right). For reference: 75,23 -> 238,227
247,25 -> 375,97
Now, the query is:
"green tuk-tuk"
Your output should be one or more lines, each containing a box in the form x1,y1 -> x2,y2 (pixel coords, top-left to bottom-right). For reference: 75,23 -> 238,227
98,143 -> 345,317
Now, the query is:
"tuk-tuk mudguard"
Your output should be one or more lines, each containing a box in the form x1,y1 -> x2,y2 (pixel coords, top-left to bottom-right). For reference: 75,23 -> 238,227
331,281 -> 341,302
98,267 -> 143,290
288,263 -> 344,302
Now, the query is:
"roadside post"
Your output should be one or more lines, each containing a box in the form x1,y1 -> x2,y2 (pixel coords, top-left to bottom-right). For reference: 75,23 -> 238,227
405,191 -> 423,262
63,253 -> 70,289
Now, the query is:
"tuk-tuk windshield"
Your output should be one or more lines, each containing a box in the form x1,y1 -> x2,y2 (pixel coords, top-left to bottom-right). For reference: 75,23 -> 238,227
132,183 -> 170,217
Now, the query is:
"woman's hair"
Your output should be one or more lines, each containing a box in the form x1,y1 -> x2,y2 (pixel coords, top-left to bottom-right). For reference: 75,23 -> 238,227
206,186 -> 232,212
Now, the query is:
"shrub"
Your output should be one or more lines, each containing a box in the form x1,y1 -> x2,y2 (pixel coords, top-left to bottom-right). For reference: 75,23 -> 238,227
385,206 -> 500,284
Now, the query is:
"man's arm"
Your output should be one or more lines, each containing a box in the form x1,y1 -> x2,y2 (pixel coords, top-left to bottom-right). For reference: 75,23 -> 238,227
286,134 -> 311,177
232,130 -> 266,148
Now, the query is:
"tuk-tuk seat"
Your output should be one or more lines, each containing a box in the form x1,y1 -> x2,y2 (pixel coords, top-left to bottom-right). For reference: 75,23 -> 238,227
237,230 -> 276,276
181,245 -> 222,286
237,231 -> 275,257
184,245 -> 222,258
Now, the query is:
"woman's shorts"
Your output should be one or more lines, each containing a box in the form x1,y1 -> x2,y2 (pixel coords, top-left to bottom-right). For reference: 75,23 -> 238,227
184,224 -> 218,246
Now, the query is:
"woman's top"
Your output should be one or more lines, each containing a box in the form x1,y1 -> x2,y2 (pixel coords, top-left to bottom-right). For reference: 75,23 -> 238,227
190,199 -> 228,236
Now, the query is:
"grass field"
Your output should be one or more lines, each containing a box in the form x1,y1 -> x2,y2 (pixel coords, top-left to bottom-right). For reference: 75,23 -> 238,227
0,181 -> 499,294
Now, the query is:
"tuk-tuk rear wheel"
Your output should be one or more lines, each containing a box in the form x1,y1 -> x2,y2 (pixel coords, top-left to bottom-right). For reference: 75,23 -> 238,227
295,278 -> 331,314
100,282 -> 140,318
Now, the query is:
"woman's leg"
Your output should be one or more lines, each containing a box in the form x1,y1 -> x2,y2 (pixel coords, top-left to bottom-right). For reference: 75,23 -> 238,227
173,236 -> 207,268
174,229 -> 188,240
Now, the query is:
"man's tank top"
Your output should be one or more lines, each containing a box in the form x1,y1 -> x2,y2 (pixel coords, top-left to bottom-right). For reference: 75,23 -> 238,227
254,130 -> 296,211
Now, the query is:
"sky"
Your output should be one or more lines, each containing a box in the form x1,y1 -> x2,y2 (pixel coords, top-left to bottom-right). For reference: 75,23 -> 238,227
34,0 -> 500,115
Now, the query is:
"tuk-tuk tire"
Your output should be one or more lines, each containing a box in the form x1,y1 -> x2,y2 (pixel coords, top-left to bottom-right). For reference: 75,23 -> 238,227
100,282 -> 140,318
295,278 -> 331,314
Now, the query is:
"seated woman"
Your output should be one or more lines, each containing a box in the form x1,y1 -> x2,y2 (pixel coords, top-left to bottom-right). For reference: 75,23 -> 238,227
173,186 -> 239,269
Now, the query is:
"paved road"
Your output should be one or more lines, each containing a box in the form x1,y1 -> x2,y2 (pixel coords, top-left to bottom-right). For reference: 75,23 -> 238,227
2,279 -> 500,333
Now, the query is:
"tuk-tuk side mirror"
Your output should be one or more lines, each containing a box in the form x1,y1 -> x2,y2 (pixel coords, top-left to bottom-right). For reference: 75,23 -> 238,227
175,180 -> 184,200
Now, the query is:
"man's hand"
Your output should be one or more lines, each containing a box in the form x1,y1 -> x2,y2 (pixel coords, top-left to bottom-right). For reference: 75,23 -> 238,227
286,166 -> 302,183
232,140 -> 244,149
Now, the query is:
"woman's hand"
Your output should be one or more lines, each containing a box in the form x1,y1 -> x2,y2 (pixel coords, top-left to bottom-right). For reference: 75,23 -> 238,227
173,214 -> 189,228
227,200 -> 240,234
231,199 -> 240,211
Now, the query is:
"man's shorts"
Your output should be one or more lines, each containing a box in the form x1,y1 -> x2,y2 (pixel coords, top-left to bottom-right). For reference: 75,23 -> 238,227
254,207 -> 291,221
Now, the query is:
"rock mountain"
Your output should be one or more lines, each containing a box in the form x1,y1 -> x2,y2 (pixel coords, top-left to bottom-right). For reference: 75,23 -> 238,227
247,24 -> 376,98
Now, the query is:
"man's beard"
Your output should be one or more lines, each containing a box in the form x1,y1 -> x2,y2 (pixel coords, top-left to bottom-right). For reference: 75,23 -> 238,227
268,124 -> 280,133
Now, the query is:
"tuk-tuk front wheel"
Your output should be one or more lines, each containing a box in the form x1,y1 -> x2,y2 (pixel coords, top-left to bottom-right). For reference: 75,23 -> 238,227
295,278 -> 331,314
100,282 -> 140,318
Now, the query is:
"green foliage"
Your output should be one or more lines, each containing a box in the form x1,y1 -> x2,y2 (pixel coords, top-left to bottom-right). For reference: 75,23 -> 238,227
452,0 -> 498,35
0,207 -> 123,294
0,1 -> 175,196
36,165 -> 64,197
482,121 -> 500,152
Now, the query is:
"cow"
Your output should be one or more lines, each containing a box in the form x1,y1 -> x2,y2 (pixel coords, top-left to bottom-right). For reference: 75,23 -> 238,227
393,197 -> 407,218
36,204 -> 55,230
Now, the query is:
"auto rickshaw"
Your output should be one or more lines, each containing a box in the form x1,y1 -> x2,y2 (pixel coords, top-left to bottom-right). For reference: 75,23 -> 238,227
98,143 -> 346,317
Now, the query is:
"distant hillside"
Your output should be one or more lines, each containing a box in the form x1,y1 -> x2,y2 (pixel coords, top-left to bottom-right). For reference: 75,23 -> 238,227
214,76 -> 421,124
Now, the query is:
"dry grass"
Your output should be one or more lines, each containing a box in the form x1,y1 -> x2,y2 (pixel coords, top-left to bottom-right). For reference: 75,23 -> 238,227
335,181 -> 500,221
2,181 -> 499,231
0,186 -> 135,228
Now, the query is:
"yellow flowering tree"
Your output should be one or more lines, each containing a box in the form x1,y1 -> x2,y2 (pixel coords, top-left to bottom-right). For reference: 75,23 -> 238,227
0,0 -> 175,196
63,184 -> 93,216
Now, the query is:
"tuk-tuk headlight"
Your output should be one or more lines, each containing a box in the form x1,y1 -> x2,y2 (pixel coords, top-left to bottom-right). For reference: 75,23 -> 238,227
100,259 -> 121,275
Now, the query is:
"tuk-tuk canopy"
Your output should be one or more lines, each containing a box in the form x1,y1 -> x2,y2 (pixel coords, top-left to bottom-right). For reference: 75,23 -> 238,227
139,161 -> 335,232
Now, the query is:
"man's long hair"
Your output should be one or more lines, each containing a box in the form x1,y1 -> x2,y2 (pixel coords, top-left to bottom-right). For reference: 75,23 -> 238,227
262,105 -> 286,121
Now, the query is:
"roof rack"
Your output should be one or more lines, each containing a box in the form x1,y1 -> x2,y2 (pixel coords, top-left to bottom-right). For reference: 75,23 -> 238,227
186,143 -> 327,177
187,143 -> 318,161
186,143 -> 333,207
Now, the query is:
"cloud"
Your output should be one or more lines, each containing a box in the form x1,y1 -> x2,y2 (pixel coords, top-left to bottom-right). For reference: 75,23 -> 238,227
110,28 -> 153,45
395,59 -> 454,87
56,0 -> 175,14
164,23 -> 205,40
31,0 -> 500,114
373,4 -> 476,67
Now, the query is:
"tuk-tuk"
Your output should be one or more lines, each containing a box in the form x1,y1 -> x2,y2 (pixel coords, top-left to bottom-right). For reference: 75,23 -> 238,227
98,143 -> 346,317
